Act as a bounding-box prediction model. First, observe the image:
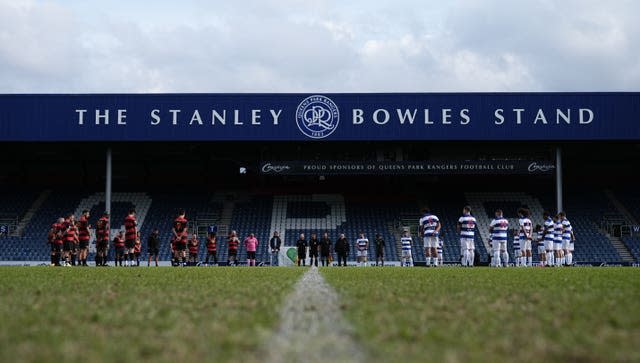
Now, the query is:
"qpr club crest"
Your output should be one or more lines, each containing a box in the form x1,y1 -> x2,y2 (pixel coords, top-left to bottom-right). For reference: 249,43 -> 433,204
295,95 -> 340,139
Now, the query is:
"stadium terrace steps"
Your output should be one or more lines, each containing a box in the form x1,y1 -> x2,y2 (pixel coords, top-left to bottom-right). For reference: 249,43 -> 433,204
621,237 -> 640,261
604,189 -> 639,226
8,190 -> 47,237
601,231 -> 635,263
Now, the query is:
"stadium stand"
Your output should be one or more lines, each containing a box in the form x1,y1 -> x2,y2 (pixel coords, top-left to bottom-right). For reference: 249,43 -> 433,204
0,189 -> 636,264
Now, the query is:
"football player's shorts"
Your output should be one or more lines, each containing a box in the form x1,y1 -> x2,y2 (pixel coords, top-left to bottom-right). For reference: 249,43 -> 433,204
545,239 -> 554,251
423,236 -> 439,249
521,239 -> 532,250
562,240 -> 571,250
491,240 -> 501,252
401,250 -> 412,259
553,240 -> 563,251
568,242 -> 575,251
357,250 -> 368,258
461,238 -> 475,250
538,244 -> 546,255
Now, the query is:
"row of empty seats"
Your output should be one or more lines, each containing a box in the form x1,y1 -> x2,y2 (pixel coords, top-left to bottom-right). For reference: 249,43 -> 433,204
0,190 -> 635,264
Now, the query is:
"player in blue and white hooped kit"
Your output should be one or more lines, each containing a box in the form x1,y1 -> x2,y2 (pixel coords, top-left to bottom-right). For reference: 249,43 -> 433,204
356,232 -> 369,267
400,230 -> 413,267
457,206 -> 477,267
419,208 -> 441,267
553,214 -> 564,266
558,212 -> 575,266
489,209 -> 509,267
518,208 -> 533,267
513,232 -> 521,267
534,224 -> 546,266
543,211 -> 555,266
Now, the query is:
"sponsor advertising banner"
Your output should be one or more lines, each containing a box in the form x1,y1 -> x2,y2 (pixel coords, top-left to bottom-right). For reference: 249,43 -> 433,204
260,160 -> 556,175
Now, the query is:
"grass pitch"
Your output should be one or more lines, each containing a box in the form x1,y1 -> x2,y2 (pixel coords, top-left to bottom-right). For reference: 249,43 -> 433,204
2,266 -> 639,363
0,267 -> 303,363
322,267 -> 640,363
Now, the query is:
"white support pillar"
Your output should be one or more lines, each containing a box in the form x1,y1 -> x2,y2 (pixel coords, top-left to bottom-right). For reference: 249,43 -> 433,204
555,147 -> 563,214
105,148 -> 112,214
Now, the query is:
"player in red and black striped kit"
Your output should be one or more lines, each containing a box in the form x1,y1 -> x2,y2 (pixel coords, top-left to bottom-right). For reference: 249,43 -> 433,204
77,210 -> 91,266
172,210 -> 188,266
188,233 -> 199,266
124,209 -> 137,267
227,230 -> 239,266
95,212 -> 110,266
63,216 -> 79,266
134,232 -> 142,267
48,217 -> 65,266
114,231 -> 125,266
205,232 -> 217,266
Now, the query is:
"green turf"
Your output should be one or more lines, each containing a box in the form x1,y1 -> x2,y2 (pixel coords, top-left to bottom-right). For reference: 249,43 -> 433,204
0,267 -> 303,363
322,267 -> 640,363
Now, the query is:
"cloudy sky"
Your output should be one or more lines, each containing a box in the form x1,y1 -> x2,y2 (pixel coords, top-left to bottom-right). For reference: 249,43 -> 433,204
0,0 -> 638,93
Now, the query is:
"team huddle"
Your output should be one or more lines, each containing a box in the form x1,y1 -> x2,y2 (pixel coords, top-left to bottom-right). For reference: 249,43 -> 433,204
411,206 -> 576,268
46,209 -> 262,267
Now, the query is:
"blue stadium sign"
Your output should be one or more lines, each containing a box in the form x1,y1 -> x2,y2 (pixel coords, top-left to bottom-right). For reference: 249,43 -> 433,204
0,93 -> 638,141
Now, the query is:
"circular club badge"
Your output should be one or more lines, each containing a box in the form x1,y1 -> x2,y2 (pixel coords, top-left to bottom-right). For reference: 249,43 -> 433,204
295,95 -> 340,139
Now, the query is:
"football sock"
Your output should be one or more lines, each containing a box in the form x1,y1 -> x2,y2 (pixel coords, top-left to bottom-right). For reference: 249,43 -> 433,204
502,252 -> 509,267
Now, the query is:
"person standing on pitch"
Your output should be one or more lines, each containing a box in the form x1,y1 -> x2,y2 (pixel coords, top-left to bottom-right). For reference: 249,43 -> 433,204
400,230 -> 413,267
308,233 -> 320,267
296,233 -> 307,266
269,231 -> 281,266
134,232 -> 142,266
188,233 -> 199,266
114,231 -> 125,267
227,230 -> 240,266
205,232 -> 217,266
147,229 -> 160,267
355,232 -> 369,267
419,207 -> 441,267
95,212 -> 110,266
172,210 -> 188,266
63,216 -> 79,266
374,233 -> 385,266
559,212 -> 576,266
554,214 -> 564,267
244,233 -> 258,266
534,224 -> 546,267
518,208 -> 533,267
543,212 -> 556,266
457,206 -> 477,267
124,209 -> 138,267
335,233 -> 349,267
489,209 -> 509,267
77,210 -> 91,266
319,232 -> 332,266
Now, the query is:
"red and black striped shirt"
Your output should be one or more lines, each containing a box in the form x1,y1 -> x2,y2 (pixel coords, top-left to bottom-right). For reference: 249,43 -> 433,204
206,236 -> 217,252
114,236 -> 125,248
96,216 -> 110,242
228,237 -> 239,251
77,215 -> 90,241
124,215 -> 137,241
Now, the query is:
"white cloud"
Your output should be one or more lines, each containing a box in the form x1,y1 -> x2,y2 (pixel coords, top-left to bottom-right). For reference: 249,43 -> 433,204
0,0 -> 638,92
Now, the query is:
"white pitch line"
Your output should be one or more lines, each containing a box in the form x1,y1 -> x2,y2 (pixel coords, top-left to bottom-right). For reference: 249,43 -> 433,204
261,267 -> 366,363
